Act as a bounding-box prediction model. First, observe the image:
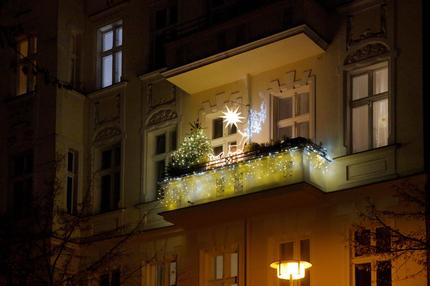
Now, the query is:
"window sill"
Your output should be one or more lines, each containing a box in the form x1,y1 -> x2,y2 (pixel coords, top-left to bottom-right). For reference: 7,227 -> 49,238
86,207 -> 126,218
87,81 -> 128,99
333,144 -> 398,161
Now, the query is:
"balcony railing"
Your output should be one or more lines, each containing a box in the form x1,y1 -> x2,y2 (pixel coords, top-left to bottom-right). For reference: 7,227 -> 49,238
160,138 -> 330,210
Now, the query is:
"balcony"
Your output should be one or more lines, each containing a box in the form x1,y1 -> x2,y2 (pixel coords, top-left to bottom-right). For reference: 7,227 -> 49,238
160,138 -> 331,211
153,0 -> 336,74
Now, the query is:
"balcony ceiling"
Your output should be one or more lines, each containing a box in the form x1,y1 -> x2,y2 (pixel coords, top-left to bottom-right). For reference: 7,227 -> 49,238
162,25 -> 327,94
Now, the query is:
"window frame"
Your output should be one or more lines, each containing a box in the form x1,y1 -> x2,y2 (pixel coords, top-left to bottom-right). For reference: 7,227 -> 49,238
66,149 -> 79,215
9,150 -> 33,217
206,111 -> 241,158
98,21 -> 123,88
351,227 -> 393,286
346,60 -> 392,154
145,125 -> 177,202
16,35 -> 38,96
99,144 -> 121,213
270,77 -> 315,141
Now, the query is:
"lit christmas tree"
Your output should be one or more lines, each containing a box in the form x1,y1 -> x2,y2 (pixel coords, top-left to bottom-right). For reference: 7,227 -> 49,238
169,121 -> 213,173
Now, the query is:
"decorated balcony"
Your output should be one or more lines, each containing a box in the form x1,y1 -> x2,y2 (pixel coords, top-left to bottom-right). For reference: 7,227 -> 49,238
159,137 -> 330,211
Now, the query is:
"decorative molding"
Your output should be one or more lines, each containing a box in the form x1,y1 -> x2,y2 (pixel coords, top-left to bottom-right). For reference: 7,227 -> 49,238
147,109 -> 177,126
94,127 -> 121,142
344,43 -> 389,65
346,4 -> 387,50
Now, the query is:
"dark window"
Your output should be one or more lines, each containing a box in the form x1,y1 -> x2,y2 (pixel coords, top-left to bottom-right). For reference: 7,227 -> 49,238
100,273 -> 109,286
377,260 -> 391,286
114,145 -> 121,167
101,175 -> 111,213
156,134 -> 166,154
67,151 -> 74,172
300,239 -> 310,286
355,263 -> 371,286
11,151 -> 33,217
279,242 -> 294,260
67,177 -> 73,213
101,150 -> 112,170
355,229 -> 371,256
156,160 -> 166,182
376,227 -> 391,253
213,118 -> 223,139
111,269 -> 120,286
155,6 -> 178,30
213,146 -> 223,156
227,124 -> 237,135
171,130 -> 177,151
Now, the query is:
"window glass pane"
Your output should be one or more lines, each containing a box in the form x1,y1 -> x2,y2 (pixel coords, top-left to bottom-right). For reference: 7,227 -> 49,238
101,175 -> 111,212
114,172 -> 120,206
352,105 -> 369,153
228,124 -> 237,135
102,55 -> 113,87
112,269 -> 121,286
230,253 -> 238,277
377,261 -> 392,286
115,26 -> 123,47
352,74 -> 368,100
100,273 -> 109,286
280,242 -> 294,260
156,134 -> 166,154
114,145 -> 121,167
156,160 -> 165,182
278,126 -> 292,140
114,51 -> 122,83
17,64 -> 28,95
296,122 -> 309,138
228,141 -> 237,153
67,176 -> 73,213
355,263 -> 371,286
354,229 -> 371,256
296,93 -> 309,115
18,39 -> 28,57
373,67 -> 388,95
156,9 -> 167,29
171,130 -> 177,151
101,150 -> 112,169
213,146 -> 223,156
68,152 -> 74,172
102,30 -> 113,51
215,255 -> 223,279
278,97 -> 293,120
376,227 -> 391,253
213,118 -> 223,139
169,262 -> 177,286
373,99 -> 388,148
300,239 -> 311,286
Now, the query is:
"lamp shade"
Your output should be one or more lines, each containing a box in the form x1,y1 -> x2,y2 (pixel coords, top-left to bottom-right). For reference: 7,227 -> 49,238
270,260 -> 312,280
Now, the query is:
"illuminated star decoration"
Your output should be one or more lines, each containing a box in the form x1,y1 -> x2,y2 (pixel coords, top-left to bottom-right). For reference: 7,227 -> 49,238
221,106 -> 244,129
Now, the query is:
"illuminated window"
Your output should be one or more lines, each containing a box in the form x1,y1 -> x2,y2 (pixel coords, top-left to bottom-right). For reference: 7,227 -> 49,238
16,36 -> 37,96
146,126 -> 177,201
352,228 -> 392,286
100,145 -> 121,213
100,269 -> 120,286
204,252 -> 238,286
144,261 -> 177,286
349,62 -> 390,153
208,114 -> 240,157
66,150 -> 78,214
99,21 -> 123,88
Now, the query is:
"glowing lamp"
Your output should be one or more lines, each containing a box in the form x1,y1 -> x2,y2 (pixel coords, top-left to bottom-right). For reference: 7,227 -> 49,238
270,260 -> 312,280
221,106 -> 244,129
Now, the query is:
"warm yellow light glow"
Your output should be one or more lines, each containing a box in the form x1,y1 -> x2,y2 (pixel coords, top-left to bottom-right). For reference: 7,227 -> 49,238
221,106 -> 244,129
270,260 -> 312,280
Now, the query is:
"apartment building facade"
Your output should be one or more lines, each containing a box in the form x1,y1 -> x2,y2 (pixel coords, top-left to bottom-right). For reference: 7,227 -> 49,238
0,0 -> 425,285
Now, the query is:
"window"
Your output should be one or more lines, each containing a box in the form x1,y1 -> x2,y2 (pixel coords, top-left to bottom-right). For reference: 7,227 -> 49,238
144,261 -> 177,286
207,252 -> 238,286
349,62 -> 389,153
154,5 -> 178,30
209,114 -> 240,157
100,269 -> 120,286
146,127 -> 177,201
66,150 -> 78,214
99,21 -> 123,88
100,145 -> 121,213
71,32 -> 82,89
273,91 -> 311,140
16,36 -> 37,96
353,228 -> 392,286
10,151 -> 33,217
278,239 -> 310,286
